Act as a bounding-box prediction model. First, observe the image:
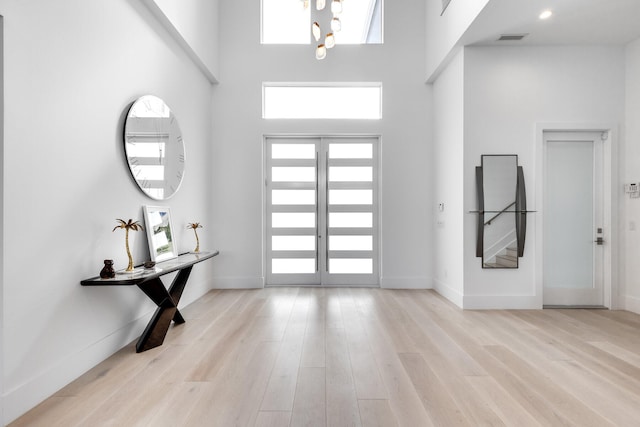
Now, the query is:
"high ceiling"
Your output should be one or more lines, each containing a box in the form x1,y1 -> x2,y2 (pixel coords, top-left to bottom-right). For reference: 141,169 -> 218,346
463,0 -> 640,46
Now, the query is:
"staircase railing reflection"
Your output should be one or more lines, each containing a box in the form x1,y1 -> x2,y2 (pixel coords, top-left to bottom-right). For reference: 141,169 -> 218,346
484,201 -> 516,226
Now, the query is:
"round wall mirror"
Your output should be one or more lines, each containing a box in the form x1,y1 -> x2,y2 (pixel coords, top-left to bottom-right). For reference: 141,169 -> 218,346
123,95 -> 185,200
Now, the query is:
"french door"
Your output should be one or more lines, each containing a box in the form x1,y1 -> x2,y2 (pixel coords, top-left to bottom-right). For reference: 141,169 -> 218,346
265,136 -> 379,286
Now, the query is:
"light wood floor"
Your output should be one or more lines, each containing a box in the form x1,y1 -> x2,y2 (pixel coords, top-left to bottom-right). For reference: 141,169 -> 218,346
10,288 -> 640,426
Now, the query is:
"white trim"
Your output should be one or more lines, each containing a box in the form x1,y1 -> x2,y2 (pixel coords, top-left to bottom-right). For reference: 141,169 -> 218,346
624,295 -> 640,315
380,276 -> 430,289
463,295 -> 540,310
535,123 -> 618,309
211,276 -> 265,289
432,278 -> 463,307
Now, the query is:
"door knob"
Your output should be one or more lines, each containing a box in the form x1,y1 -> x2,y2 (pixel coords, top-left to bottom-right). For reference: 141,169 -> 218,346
594,237 -> 604,245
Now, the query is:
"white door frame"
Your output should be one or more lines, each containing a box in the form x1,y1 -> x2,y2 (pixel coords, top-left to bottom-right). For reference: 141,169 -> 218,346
535,123 -> 619,308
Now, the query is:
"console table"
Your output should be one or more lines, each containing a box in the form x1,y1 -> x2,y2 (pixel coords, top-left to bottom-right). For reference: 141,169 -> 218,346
81,251 -> 219,352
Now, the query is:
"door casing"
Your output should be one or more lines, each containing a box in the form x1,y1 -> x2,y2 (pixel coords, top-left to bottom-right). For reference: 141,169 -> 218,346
535,124 -> 618,308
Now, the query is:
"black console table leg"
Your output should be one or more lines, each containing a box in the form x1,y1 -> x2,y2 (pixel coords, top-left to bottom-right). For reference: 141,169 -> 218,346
135,266 -> 193,352
169,267 -> 192,324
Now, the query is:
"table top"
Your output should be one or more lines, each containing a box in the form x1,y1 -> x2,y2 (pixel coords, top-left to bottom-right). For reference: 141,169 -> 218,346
81,251 -> 219,286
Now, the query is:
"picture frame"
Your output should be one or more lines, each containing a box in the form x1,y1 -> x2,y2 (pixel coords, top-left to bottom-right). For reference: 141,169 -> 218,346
143,205 -> 178,262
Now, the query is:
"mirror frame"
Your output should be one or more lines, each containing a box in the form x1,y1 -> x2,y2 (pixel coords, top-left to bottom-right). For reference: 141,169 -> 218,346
475,155 -> 527,268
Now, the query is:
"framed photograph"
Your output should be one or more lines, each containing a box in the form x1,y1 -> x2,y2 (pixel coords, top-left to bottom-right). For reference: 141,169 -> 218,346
143,206 -> 178,262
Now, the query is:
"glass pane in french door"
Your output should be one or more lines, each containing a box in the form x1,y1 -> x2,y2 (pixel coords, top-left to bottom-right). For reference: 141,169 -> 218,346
266,138 -> 320,285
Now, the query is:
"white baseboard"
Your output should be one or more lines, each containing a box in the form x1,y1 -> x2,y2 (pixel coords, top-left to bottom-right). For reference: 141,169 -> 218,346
462,294 -> 541,310
623,295 -> 640,314
2,279 -> 214,424
432,278 -> 463,308
212,276 -> 264,289
380,276 -> 430,289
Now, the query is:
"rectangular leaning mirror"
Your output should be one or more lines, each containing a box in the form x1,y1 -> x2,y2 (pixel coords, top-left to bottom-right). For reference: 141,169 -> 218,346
143,205 -> 178,262
481,155 -> 518,268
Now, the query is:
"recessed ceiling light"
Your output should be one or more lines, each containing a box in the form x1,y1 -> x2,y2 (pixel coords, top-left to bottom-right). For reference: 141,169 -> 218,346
539,10 -> 553,20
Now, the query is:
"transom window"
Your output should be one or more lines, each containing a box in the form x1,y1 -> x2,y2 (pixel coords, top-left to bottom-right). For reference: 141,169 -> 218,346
263,83 -> 382,119
261,0 -> 383,45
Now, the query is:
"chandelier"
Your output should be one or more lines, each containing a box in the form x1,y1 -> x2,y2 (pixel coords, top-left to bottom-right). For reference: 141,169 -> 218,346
302,0 -> 343,60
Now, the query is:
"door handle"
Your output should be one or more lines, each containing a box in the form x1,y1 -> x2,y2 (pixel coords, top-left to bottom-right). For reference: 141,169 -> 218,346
594,237 -> 604,245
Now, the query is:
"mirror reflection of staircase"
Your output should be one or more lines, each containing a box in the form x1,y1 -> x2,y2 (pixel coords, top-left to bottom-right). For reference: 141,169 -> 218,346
484,246 -> 518,268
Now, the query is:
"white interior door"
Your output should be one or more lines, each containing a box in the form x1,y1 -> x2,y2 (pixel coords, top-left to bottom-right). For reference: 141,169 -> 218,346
266,136 -> 379,286
543,131 -> 605,306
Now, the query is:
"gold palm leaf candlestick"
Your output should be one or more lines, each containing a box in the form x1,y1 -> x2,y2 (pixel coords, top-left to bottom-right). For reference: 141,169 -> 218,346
187,222 -> 203,253
113,218 -> 144,271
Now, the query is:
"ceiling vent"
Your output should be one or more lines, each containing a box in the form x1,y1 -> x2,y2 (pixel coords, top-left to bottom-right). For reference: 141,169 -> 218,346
497,34 -> 528,41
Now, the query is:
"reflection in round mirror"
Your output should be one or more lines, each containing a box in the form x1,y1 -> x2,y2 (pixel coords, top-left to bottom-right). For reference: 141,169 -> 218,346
123,95 -> 185,200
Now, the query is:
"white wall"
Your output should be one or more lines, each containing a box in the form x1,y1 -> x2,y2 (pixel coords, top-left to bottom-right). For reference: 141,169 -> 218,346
432,49 -> 465,305
461,45 -> 625,309
0,0 -> 216,423
144,0 -> 219,82
623,37 -> 640,313
425,0 -> 490,81
212,0 -> 432,289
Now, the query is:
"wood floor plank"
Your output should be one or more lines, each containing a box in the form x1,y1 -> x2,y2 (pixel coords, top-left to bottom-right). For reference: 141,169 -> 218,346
290,367 -> 326,427
357,399 -> 398,427
354,304 -> 433,427
514,311 -> 640,397
591,308 -> 640,329
465,376 -> 543,427
183,340 -> 281,427
553,358 -> 640,426
420,306 -> 587,425
9,288 -> 640,427
300,287 -> 327,368
186,296 -> 267,381
397,292 -> 488,376
142,382 -> 212,427
254,411 -> 292,427
325,326 -> 362,427
8,397 -> 77,427
339,289 -> 388,400
261,290 -> 308,411
74,344 -> 189,426
485,344 -> 615,427
468,310 -> 628,427
365,289 -> 422,353
588,340 -> 640,368
398,353 -> 470,426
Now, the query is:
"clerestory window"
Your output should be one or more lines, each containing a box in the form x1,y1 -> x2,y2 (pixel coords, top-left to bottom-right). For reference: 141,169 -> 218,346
261,0 -> 383,45
263,83 -> 382,119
